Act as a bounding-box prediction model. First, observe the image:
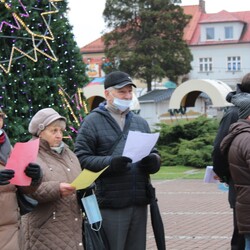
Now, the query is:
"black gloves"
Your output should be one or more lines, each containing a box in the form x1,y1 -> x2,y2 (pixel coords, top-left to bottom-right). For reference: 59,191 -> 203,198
140,153 -> 161,174
0,164 -> 42,186
24,163 -> 42,183
0,169 -> 15,185
110,156 -> 132,173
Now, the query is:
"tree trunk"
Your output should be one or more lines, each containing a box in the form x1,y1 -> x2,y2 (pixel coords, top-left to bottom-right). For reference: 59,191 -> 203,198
147,77 -> 152,92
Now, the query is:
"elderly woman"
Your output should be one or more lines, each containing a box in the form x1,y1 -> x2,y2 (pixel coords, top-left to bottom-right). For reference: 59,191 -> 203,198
0,108 -> 41,250
21,108 -> 83,250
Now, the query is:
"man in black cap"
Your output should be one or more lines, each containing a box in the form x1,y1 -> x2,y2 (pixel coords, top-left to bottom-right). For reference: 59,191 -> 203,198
75,71 -> 161,250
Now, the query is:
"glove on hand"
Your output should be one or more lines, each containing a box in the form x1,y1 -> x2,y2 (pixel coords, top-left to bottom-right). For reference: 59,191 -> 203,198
24,163 -> 42,182
0,169 -> 15,185
140,153 -> 160,174
110,156 -> 132,173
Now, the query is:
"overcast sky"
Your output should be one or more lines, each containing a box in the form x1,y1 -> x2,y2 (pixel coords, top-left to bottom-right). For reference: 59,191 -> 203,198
67,0 -> 250,48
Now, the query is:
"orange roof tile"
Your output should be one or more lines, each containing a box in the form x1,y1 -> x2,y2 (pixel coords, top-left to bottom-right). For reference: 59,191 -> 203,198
183,5 -> 204,43
199,10 -> 243,23
80,37 -> 105,54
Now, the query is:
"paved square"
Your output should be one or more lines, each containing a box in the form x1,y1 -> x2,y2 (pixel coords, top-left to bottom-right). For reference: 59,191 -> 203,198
147,179 -> 232,250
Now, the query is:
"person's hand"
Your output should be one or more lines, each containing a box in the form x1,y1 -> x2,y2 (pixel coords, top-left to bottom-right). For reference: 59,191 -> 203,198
24,163 -> 42,183
60,183 -> 76,197
110,156 -> 132,173
214,175 -> 228,184
140,153 -> 161,174
0,169 -> 15,185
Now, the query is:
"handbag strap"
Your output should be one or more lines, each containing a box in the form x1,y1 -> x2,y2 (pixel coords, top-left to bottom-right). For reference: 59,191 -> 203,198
107,133 -> 123,155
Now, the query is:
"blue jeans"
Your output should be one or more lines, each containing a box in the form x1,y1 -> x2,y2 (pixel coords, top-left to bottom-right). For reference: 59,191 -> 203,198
245,234 -> 250,250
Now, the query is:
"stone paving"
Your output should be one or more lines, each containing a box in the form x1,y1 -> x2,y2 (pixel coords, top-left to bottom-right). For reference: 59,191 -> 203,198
146,179 -> 232,250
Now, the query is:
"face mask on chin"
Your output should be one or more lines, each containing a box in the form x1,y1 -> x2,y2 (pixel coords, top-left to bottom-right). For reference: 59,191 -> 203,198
51,142 -> 64,154
113,97 -> 132,112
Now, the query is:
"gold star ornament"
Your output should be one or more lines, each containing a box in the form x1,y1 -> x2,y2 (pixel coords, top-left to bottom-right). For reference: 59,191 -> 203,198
0,0 -> 62,73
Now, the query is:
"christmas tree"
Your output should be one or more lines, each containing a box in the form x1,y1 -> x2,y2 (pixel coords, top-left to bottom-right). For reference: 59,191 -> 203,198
0,0 -> 88,146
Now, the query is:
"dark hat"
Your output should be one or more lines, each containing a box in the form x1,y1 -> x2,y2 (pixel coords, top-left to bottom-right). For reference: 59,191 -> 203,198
231,93 -> 250,119
29,108 -> 66,136
104,71 -> 136,89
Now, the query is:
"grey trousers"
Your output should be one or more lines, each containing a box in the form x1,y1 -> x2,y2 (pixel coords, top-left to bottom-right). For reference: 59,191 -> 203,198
101,205 -> 148,250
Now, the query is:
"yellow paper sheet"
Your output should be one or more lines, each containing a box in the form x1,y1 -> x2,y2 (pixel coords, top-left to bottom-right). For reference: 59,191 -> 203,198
71,166 -> 109,190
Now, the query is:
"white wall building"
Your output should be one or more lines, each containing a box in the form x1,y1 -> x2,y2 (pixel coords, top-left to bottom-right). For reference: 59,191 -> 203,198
188,10 -> 250,89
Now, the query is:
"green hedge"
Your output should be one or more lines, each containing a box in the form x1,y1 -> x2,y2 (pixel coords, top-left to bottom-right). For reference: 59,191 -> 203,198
154,116 -> 219,168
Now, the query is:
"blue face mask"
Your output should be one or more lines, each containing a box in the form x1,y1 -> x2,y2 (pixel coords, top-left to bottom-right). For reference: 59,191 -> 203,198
81,194 -> 102,230
113,97 -> 132,112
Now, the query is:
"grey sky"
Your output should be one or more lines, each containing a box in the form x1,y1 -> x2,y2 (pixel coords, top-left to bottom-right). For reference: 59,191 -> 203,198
67,0 -> 250,48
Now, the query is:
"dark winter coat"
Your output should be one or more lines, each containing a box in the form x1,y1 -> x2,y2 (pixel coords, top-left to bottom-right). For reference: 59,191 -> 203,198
74,106 -> 160,209
212,87 -> 243,208
220,119 -> 250,234
212,105 -> 238,181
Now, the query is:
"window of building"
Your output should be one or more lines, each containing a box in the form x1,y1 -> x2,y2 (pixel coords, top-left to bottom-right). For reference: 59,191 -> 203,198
225,26 -> 233,39
206,27 -> 214,40
199,58 -> 212,72
227,56 -> 241,71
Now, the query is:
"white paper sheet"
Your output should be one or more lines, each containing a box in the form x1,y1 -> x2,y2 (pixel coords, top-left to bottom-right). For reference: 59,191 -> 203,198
122,131 -> 160,163
203,166 -> 219,183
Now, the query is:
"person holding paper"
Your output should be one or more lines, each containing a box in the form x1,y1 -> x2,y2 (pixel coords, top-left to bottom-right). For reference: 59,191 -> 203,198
21,108 -> 84,250
75,71 -> 161,250
0,108 -> 42,250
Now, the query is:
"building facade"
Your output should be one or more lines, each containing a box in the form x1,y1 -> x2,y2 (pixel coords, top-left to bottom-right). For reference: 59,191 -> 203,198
80,1 -> 250,127
80,1 -> 250,89
189,10 -> 250,88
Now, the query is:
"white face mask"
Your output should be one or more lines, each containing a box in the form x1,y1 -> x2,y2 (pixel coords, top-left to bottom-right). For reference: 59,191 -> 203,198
113,97 -> 132,112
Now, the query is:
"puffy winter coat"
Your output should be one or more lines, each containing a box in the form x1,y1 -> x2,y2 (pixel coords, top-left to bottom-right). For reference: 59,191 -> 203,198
0,163 -> 22,250
212,89 -> 241,208
74,106 -> 160,209
21,139 -> 83,250
220,119 -> 250,233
